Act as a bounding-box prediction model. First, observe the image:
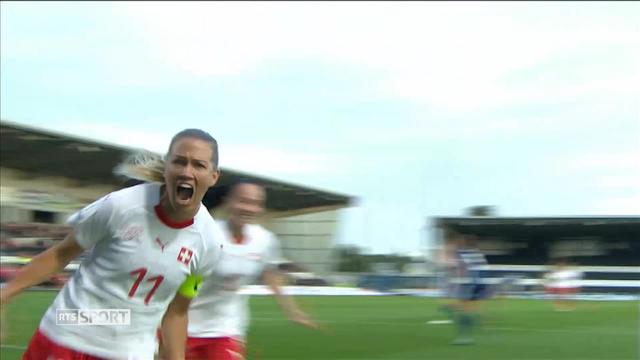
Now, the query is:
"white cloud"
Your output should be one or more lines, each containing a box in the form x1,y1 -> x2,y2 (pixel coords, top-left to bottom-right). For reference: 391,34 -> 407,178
563,149 -> 640,173
594,174 -> 640,191
114,2 -> 639,111
61,122 -> 172,154
4,2 -> 639,255
588,195 -> 640,215
555,148 -> 640,214
56,121 -> 344,178
221,143 -> 345,177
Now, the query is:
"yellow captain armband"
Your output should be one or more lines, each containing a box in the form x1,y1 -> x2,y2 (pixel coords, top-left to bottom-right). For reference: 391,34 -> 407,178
178,274 -> 204,299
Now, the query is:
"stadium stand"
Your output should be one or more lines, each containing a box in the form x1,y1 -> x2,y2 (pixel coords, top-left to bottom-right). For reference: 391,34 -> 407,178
0,119 -> 354,284
433,216 -> 640,295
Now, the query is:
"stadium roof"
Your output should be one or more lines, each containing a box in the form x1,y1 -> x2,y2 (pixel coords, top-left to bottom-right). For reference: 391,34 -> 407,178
433,216 -> 640,235
435,216 -> 640,226
0,120 -> 354,212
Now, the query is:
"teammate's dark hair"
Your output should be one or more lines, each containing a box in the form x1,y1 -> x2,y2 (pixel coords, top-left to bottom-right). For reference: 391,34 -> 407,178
444,227 -> 462,240
202,178 -> 263,210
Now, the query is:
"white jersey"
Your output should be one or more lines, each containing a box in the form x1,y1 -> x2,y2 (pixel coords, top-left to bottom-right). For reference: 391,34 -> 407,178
187,220 -> 284,338
547,268 -> 583,288
39,183 -> 223,360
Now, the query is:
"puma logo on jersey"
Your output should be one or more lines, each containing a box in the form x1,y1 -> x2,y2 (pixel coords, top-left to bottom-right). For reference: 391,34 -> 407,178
177,247 -> 194,265
155,237 -> 167,252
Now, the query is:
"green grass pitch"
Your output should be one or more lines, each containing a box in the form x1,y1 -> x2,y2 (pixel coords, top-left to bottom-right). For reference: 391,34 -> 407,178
1,291 -> 637,359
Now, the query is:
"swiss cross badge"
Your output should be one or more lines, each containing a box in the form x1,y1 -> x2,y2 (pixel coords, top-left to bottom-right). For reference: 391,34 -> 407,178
177,247 -> 194,265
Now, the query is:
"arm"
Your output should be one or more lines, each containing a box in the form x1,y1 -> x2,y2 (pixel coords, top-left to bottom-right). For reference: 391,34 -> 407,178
0,233 -> 84,304
262,269 -> 317,329
160,293 -> 192,360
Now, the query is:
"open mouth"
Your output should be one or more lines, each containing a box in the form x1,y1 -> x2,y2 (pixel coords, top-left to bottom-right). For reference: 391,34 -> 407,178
239,212 -> 255,222
176,183 -> 194,204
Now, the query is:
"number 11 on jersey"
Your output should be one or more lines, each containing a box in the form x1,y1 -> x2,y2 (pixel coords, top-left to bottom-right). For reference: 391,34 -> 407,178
129,267 -> 165,305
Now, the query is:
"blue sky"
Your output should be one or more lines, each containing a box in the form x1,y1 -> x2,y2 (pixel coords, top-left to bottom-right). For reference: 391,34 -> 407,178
2,2 -> 639,255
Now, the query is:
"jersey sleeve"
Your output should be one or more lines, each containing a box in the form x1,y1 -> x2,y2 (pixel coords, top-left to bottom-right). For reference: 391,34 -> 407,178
66,194 -> 114,250
264,233 -> 286,270
194,219 -> 225,277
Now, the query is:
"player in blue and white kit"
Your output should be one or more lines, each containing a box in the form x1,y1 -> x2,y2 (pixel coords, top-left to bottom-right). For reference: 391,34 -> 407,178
450,228 -> 489,345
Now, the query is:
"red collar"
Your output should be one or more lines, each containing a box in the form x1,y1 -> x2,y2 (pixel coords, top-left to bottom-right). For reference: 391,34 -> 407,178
232,233 -> 246,244
154,204 -> 194,229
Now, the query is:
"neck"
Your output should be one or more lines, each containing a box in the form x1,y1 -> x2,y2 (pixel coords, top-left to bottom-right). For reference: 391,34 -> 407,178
159,192 -> 198,223
228,220 -> 244,238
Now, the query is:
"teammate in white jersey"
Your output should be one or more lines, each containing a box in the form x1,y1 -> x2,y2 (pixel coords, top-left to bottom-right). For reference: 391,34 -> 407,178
544,258 -> 582,311
0,129 -> 223,360
160,181 -> 318,360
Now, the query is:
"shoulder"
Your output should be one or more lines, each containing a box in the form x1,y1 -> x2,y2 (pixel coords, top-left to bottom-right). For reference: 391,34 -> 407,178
112,182 -> 154,198
187,216 -> 224,275
213,218 -> 228,230
72,184 -> 145,220
193,208 -> 217,232
107,183 -> 158,211
195,213 -> 226,247
248,224 -> 275,244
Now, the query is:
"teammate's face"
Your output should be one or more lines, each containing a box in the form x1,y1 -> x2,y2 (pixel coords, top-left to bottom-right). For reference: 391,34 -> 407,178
447,233 -> 465,249
227,183 -> 265,227
163,137 -> 220,216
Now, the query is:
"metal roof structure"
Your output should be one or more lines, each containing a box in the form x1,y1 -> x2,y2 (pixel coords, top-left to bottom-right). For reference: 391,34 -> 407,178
1,120 -> 354,212
433,216 -> 640,236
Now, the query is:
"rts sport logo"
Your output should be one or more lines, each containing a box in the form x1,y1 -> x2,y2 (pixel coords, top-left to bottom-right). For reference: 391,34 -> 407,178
56,309 -> 131,326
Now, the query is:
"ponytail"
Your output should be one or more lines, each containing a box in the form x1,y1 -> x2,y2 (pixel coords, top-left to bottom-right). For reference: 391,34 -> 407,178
113,151 -> 165,183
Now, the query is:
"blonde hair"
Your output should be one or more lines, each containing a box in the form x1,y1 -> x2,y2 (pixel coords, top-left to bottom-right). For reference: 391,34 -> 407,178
114,127 -> 218,184
113,150 -> 166,183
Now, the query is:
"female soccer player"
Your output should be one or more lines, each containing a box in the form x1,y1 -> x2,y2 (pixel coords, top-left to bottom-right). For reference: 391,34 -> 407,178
0,129 -> 224,360
544,257 -> 582,311
448,229 -> 489,345
177,180 -> 317,360
437,231 -> 461,323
